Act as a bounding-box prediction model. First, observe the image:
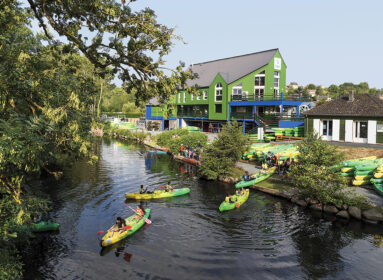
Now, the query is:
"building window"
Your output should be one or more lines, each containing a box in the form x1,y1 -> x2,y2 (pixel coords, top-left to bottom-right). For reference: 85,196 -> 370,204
178,93 -> 181,103
274,71 -> 280,98
322,120 -> 333,137
191,93 -> 194,101
232,83 -> 243,101
255,88 -> 264,100
215,104 -> 222,113
183,92 -> 186,103
196,92 -> 201,100
215,83 -> 223,102
203,90 -> 208,100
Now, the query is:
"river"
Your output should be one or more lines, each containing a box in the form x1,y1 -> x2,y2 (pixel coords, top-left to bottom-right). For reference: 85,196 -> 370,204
24,138 -> 383,280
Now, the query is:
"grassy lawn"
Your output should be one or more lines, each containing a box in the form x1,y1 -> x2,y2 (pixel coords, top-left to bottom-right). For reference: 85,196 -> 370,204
255,176 -> 292,192
336,146 -> 383,161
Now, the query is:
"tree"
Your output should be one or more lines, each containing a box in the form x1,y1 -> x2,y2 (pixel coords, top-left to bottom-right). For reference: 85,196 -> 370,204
327,84 -> 339,98
306,83 -> 316,90
199,122 -> 248,180
26,0 -> 197,104
289,133 -> 365,206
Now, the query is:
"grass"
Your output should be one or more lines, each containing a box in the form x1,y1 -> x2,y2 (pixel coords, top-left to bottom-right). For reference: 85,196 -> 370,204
255,176 -> 292,192
336,146 -> 383,161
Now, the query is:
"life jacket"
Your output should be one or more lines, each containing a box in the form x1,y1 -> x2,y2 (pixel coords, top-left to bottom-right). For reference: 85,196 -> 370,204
243,174 -> 250,181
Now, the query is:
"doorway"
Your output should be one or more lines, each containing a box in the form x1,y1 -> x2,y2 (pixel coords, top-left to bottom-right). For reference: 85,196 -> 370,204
354,121 -> 368,143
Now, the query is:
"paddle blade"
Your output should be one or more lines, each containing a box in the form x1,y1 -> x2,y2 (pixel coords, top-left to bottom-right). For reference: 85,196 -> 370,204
123,226 -> 132,230
145,218 -> 152,225
123,252 -> 132,263
97,230 -> 105,235
160,186 -> 165,189
236,203 -> 240,208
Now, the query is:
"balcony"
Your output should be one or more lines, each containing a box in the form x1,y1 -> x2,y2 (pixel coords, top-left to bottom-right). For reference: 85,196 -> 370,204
231,94 -> 311,102
177,111 -> 208,118
230,112 -> 253,120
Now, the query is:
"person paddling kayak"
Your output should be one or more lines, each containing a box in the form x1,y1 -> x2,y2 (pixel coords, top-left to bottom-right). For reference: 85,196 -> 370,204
109,217 -> 127,236
164,181 -> 174,192
139,185 -> 148,194
242,171 -> 253,181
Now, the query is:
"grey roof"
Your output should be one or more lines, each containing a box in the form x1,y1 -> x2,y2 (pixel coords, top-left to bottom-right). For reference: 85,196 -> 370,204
186,49 -> 279,87
303,94 -> 383,117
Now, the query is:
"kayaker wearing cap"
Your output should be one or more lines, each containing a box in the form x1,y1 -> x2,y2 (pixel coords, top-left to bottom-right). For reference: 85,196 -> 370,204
225,193 -> 237,203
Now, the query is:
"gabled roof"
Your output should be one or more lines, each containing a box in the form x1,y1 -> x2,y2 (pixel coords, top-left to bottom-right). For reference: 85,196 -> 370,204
187,49 -> 279,87
303,94 -> 383,117
147,97 -> 160,106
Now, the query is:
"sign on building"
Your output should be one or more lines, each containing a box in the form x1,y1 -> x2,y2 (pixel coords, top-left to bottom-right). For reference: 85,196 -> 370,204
274,57 -> 281,70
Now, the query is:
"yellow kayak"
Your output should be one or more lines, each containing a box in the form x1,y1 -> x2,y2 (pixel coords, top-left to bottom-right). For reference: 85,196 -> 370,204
341,167 -> 355,173
352,180 -> 371,186
101,209 -> 150,247
125,188 -> 190,200
355,175 -> 372,181
374,173 -> 383,179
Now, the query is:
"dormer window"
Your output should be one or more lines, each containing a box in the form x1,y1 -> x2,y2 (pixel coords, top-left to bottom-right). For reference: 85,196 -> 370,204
215,83 -> 223,102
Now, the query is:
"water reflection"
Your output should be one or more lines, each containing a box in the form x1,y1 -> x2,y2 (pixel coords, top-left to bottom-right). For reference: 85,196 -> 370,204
23,138 -> 383,280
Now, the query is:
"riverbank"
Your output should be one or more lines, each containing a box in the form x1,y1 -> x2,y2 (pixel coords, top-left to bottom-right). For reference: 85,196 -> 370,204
99,129 -> 383,226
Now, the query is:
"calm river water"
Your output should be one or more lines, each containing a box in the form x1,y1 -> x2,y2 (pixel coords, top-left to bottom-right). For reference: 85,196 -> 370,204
24,138 -> 383,280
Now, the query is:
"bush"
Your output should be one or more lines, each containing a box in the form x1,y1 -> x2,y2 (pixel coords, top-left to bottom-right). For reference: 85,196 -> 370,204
168,132 -> 207,154
156,129 -> 188,147
289,133 -> 367,206
199,122 -> 248,180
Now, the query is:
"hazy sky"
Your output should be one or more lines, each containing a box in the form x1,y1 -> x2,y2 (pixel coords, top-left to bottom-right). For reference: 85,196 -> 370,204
25,0 -> 383,88
129,0 -> 383,88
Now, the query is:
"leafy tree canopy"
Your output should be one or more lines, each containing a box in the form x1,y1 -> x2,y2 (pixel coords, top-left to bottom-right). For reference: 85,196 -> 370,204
26,0 -> 197,104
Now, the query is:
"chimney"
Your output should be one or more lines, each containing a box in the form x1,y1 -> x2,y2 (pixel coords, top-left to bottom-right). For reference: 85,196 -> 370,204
348,90 -> 354,102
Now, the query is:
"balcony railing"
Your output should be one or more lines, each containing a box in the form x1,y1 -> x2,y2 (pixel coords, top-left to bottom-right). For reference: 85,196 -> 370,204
231,94 -> 311,102
230,112 -> 253,120
177,111 -> 208,118
230,112 -> 304,122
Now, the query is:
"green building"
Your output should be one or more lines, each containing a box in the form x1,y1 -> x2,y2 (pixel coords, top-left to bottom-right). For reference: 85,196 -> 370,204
146,48 -> 311,132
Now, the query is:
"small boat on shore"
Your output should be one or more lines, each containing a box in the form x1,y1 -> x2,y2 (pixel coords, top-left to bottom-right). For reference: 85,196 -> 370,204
148,150 -> 167,155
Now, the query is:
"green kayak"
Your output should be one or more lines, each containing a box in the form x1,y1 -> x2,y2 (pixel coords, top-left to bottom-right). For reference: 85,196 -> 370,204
25,221 -> 60,232
355,164 -> 378,171
340,172 -> 354,177
371,178 -> 383,184
235,167 -> 276,188
373,183 -> 383,197
355,170 -> 375,175
219,189 -> 249,212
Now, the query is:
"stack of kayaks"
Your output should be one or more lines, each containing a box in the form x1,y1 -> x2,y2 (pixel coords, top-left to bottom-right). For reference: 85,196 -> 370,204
113,122 -> 138,130
219,189 -> 249,212
248,134 -> 258,142
293,126 -> 304,137
101,209 -> 151,247
235,167 -> 276,188
283,128 -> 294,137
125,188 -> 191,199
371,165 -> 383,196
271,128 -> 285,137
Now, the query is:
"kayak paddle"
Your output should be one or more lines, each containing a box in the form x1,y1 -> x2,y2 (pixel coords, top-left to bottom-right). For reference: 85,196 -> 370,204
128,206 -> 152,225
97,225 -> 132,235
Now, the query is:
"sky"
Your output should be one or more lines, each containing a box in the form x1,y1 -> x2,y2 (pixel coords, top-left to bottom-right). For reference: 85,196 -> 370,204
26,0 -> 383,89
128,0 -> 383,88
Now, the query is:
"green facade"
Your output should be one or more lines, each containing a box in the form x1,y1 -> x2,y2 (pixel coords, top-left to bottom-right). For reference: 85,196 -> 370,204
171,51 -> 287,121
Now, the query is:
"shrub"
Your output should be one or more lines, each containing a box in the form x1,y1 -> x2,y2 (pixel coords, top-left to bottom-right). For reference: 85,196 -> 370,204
289,133 -> 367,206
199,122 -> 248,180
156,129 -> 188,147
168,132 -> 207,154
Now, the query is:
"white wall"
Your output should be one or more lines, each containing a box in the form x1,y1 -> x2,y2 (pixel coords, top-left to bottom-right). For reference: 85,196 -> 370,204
313,119 -> 320,136
345,120 -> 353,142
332,119 -> 340,141
368,120 -> 377,144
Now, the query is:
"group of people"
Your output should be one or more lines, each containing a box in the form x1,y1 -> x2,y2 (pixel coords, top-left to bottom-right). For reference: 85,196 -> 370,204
139,182 -> 174,194
225,188 -> 246,203
179,141 -> 202,161
265,151 -> 296,176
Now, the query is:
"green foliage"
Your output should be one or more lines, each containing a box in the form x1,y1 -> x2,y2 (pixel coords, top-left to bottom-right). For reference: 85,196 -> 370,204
156,129 -> 188,147
199,122 -> 248,180
155,129 -> 207,154
289,133 -> 367,207
0,2 -> 100,278
26,0 -> 198,104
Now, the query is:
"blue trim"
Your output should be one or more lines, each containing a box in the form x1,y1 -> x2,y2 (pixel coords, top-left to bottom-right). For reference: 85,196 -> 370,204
179,118 -> 182,128
279,120 -> 304,128
161,120 -> 165,131
147,116 -> 164,121
242,121 -> 246,135
168,117 -> 177,120
146,105 -> 152,119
